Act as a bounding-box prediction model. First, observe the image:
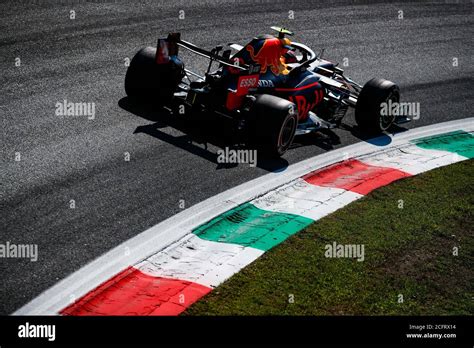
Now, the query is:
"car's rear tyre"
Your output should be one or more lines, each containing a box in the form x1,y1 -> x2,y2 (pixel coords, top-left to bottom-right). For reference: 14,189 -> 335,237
248,94 -> 297,158
125,47 -> 184,103
355,78 -> 400,133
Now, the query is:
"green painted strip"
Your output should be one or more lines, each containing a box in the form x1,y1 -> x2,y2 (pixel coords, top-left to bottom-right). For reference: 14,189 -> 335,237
412,130 -> 474,159
192,203 -> 313,251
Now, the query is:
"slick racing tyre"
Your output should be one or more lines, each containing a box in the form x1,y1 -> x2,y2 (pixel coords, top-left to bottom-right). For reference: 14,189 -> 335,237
125,47 -> 184,103
249,94 -> 298,158
355,78 -> 400,133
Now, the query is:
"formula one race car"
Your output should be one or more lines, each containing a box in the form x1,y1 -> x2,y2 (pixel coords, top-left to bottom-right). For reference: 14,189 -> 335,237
125,27 -> 410,157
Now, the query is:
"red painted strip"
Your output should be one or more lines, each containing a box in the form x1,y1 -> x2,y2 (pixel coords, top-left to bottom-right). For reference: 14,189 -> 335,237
60,267 -> 211,316
275,82 -> 319,92
303,159 -> 411,195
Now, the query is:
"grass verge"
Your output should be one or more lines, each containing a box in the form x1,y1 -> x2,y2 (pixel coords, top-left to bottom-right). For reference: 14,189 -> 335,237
185,160 -> 473,315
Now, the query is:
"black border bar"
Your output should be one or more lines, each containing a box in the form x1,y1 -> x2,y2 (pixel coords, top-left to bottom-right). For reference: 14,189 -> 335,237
0,315 -> 472,346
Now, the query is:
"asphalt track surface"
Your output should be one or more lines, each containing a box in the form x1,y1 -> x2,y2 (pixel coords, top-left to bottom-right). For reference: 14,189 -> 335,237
1,0 -> 473,315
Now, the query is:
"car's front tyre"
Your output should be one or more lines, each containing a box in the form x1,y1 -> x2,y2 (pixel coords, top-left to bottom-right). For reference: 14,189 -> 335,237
355,78 -> 400,133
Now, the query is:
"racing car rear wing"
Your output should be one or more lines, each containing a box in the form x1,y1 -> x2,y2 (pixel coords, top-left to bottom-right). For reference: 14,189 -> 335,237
156,32 -> 260,75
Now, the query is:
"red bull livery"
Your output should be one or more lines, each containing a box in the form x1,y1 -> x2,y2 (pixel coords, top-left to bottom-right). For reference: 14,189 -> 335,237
124,27 -> 410,157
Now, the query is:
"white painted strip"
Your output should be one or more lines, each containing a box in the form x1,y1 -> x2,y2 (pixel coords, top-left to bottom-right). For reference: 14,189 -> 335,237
14,117 -> 473,315
138,234 -> 264,289
251,179 -> 362,221
360,144 -> 468,175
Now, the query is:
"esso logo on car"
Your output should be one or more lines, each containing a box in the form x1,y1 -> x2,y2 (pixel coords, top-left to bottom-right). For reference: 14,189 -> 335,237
239,76 -> 259,88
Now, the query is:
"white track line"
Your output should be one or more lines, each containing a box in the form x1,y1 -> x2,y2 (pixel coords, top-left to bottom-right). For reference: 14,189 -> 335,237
14,117 -> 473,315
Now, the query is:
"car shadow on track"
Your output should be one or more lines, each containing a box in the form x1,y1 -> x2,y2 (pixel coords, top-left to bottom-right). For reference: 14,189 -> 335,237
292,129 -> 342,152
119,97 -> 409,170
344,123 -> 410,147
119,96 -> 292,172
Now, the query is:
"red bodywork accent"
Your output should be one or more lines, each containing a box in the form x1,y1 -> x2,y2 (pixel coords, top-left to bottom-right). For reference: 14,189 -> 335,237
286,83 -> 324,121
226,74 -> 259,110
156,39 -> 170,64
246,38 -> 288,75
